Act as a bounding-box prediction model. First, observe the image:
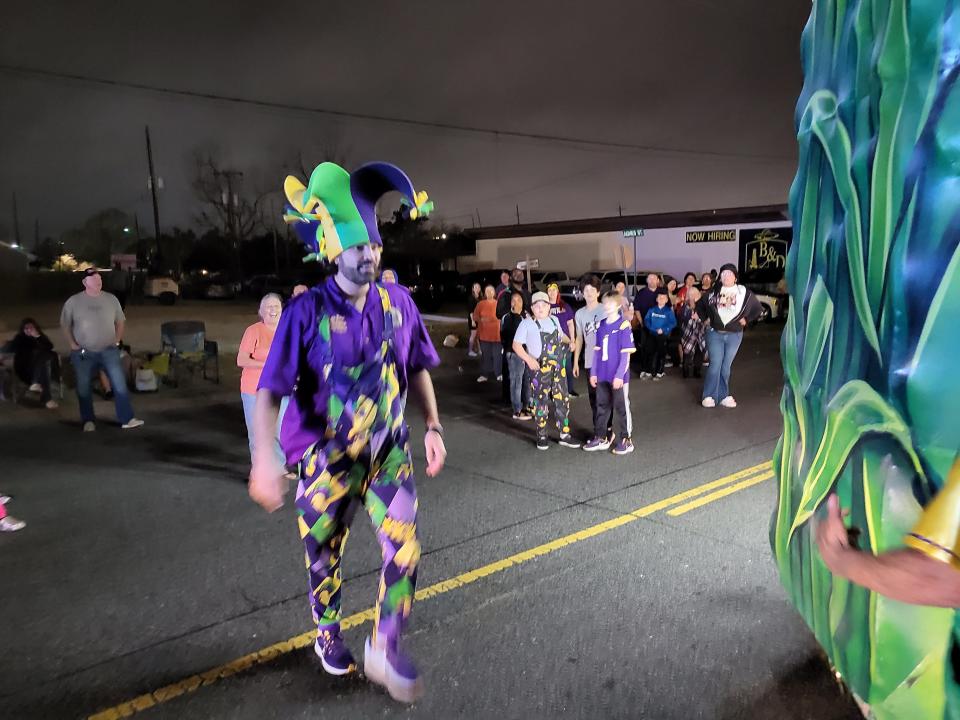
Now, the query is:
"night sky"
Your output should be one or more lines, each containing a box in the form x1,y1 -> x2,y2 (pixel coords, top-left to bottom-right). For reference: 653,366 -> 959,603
0,1 -> 810,239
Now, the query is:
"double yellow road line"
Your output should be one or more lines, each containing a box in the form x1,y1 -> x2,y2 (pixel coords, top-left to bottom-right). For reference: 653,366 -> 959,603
89,460 -> 773,720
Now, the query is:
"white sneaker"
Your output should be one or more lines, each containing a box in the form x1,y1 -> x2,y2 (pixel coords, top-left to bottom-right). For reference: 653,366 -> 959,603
122,418 -> 145,429
28,383 -> 42,393
467,351 -> 479,358
476,376 -> 487,383
496,375 -> 503,382
0,495 -> 11,505
364,636 -> 424,704
45,400 -> 59,410
720,396 -> 737,408
701,397 -> 716,408
0,516 -> 25,532
83,421 -> 96,432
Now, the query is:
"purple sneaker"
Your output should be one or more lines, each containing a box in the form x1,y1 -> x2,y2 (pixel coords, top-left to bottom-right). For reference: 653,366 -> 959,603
582,436 -> 612,452
612,438 -> 635,456
314,627 -> 357,676
364,635 -> 424,704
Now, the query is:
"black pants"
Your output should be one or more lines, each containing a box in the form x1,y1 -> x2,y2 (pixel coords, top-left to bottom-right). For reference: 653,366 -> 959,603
595,381 -> 631,440
651,333 -> 669,375
638,328 -> 656,373
682,345 -> 704,377
587,380 -> 613,438
17,351 -> 58,403
632,327 -> 644,370
501,346 -> 512,403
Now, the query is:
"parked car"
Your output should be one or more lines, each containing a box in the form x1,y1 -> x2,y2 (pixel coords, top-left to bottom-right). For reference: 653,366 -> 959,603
407,270 -> 463,312
572,269 -> 675,302
752,291 -> 789,322
529,271 -> 570,291
203,274 -> 240,299
459,270 -> 505,296
243,274 -> 292,300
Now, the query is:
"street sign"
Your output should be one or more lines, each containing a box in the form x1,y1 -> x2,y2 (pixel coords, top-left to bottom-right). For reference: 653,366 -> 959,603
622,228 -> 645,238
516,258 -> 540,270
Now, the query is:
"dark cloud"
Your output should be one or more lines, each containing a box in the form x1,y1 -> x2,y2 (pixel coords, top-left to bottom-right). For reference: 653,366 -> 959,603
0,0 -> 809,237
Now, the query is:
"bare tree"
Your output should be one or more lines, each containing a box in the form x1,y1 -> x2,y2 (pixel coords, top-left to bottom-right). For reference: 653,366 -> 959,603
192,152 -> 268,243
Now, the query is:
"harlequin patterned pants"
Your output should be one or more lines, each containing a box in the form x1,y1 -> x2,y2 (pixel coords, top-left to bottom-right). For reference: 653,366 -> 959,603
296,438 -> 419,643
531,358 -> 570,440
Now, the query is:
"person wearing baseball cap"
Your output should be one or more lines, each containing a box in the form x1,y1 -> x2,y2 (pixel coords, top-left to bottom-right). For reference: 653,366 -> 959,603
60,268 -> 143,432
510,291 -> 578,450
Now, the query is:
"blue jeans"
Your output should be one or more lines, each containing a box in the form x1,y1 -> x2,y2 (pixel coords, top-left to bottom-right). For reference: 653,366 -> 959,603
241,393 -> 289,467
506,352 -> 530,414
702,329 -> 743,403
71,347 -> 135,424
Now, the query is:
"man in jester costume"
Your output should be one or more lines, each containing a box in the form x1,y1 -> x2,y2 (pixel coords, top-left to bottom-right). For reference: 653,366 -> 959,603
249,161 -> 446,703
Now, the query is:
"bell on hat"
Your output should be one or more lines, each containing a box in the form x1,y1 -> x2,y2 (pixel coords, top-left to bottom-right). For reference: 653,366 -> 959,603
904,458 -> 960,570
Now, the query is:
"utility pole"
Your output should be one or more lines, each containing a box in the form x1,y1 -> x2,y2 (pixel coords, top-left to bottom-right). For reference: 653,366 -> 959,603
476,209 -> 482,228
12,192 -> 21,247
516,204 -> 520,225
215,169 -> 244,279
145,126 -> 162,265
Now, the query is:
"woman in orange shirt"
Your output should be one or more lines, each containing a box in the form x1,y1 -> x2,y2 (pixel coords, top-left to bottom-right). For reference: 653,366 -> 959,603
472,285 -> 502,383
238,293 -> 288,470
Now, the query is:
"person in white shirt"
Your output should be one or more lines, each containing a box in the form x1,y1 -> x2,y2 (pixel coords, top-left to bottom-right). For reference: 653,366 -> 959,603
694,263 -> 762,408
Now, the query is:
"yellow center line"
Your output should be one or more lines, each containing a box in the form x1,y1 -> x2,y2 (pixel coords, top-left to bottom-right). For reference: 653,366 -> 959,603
87,460 -> 772,720
667,470 -> 774,516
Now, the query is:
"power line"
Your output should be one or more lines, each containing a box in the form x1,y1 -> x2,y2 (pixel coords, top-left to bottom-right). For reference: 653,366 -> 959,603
0,63 -> 794,163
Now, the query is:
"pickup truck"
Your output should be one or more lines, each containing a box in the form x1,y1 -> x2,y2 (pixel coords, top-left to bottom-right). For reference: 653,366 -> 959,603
569,269 -> 676,303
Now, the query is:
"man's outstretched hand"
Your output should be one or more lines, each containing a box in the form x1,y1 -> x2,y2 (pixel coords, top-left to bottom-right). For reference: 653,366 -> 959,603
815,494 -> 853,573
249,458 -> 289,512
425,431 -> 447,477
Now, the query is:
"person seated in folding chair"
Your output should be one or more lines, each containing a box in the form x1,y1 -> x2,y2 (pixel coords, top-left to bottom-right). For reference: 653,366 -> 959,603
2,318 -> 60,409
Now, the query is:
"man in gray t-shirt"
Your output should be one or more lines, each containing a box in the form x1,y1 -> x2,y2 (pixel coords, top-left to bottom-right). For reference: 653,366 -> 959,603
61,268 -> 143,432
573,278 -> 608,435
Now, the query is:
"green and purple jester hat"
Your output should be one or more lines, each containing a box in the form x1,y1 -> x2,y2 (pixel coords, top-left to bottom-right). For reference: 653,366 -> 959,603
282,161 -> 434,262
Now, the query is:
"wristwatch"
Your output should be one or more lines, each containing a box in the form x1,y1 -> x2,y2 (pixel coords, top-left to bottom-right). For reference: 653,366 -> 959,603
426,423 -> 444,438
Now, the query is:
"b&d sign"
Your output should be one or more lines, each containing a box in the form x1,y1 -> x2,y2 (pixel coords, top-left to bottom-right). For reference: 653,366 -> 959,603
739,227 -> 792,283
686,229 -> 736,243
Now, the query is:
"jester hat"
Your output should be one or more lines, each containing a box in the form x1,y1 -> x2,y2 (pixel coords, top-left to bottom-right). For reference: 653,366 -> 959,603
283,162 -> 433,262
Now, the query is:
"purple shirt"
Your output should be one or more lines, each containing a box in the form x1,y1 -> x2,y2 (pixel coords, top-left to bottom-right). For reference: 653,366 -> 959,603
550,302 -> 575,338
590,315 -> 635,383
259,276 -> 439,464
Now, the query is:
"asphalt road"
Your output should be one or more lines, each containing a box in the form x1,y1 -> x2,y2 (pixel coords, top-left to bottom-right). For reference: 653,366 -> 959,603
0,323 -> 863,720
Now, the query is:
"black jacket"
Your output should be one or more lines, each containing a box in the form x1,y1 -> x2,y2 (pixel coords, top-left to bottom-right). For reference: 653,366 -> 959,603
3,332 -> 56,383
496,285 -> 531,319
695,285 -> 763,332
500,312 -> 524,352
632,287 -> 659,327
